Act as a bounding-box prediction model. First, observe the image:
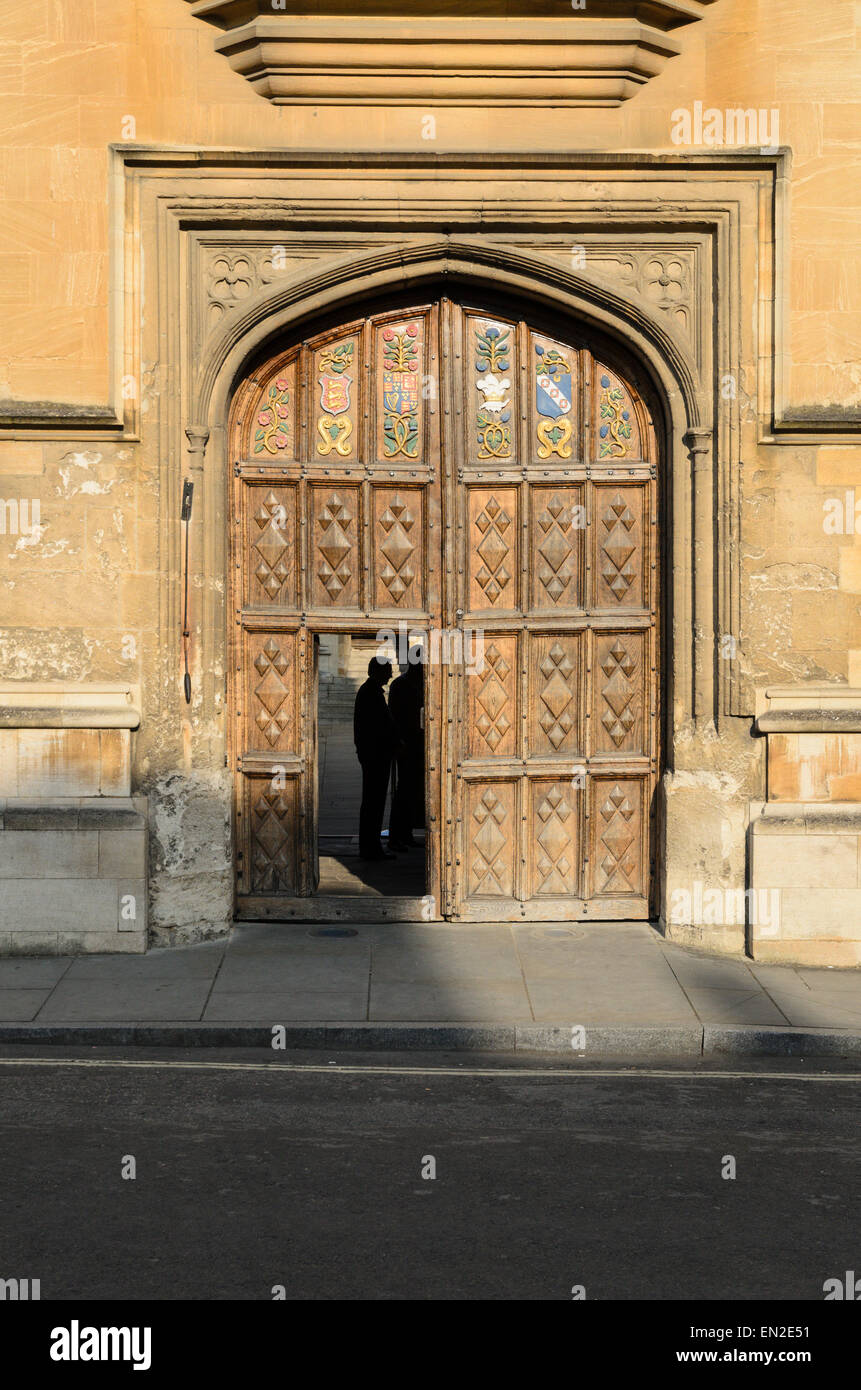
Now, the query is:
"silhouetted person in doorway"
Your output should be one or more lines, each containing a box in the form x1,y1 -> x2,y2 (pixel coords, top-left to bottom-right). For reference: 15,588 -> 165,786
354,656 -> 399,860
389,649 -> 425,850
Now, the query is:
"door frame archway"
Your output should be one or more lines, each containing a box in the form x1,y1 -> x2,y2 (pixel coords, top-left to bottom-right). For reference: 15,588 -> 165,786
189,239 -> 712,924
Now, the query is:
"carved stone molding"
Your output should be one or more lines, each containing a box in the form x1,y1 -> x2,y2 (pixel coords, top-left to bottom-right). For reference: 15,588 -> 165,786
198,238 -> 704,365
184,0 -> 720,108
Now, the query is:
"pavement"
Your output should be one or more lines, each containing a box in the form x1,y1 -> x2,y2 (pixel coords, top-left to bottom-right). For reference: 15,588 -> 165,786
0,921 -> 860,1056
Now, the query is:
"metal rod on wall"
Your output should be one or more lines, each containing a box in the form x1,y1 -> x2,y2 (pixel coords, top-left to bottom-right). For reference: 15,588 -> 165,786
181,478 -> 194,705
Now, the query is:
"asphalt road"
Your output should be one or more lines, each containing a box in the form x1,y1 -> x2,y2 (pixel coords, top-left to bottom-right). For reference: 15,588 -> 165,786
0,1049 -> 857,1301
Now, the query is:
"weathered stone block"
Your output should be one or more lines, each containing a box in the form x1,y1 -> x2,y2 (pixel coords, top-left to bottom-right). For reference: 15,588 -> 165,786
0,829 -> 99,879
777,889 -> 861,938
751,939 -> 861,968
98,829 -> 146,878
0,878 -> 119,931
752,832 -> 858,888
15,729 -> 101,797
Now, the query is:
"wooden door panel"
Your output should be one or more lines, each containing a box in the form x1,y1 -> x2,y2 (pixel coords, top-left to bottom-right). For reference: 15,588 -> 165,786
588,775 -> 648,900
529,779 -> 581,900
467,636 -> 519,759
311,333 -> 360,461
243,484 -> 299,607
530,485 -> 584,611
244,630 -> 300,755
233,354 -> 298,462
309,485 -> 361,609
371,485 -> 426,612
374,316 -> 427,464
591,630 -> 647,758
592,483 -> 648,611
528,634 -> 583,759
530,333 -> 581,466
465,312 -> 518,466
593,364 -> 644,463
466,487 -> 520,614
465,781 -> 517,899
240,774 -> 301,898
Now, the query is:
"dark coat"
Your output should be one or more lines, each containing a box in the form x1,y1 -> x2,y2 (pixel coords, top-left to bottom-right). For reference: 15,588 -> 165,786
354,679 -> 398,762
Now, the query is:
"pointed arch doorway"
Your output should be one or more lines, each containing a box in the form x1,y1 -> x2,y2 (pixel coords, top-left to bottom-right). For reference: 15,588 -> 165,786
228,292 -> 661,922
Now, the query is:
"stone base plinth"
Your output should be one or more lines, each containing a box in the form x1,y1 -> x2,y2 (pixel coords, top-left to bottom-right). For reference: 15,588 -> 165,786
0,797 -> 148,954
748,802 -> 861,968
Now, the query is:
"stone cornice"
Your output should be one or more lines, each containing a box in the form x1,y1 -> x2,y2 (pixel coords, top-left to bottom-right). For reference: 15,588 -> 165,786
0,683 -> 142,730
184,0 -> 720,107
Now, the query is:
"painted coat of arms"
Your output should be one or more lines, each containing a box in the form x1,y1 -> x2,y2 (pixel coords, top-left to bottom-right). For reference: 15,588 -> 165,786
383,369 -> 419,418
382,323 -> 420,458
535,343 -> 574,458
535,344 -> 572,418
319,373 -> 353,416
316,340 -> 355,456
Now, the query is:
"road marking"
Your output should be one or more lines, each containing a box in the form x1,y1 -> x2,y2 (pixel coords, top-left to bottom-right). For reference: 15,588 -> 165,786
0,1058 -> 857,1081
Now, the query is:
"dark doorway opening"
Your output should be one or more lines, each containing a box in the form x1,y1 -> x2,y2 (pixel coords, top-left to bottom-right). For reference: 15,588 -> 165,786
316,633 -> 426,898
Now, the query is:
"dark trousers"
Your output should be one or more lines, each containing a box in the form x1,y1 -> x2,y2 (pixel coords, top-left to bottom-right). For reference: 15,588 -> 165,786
390,747 -> 423,841
358,754 -> 392,856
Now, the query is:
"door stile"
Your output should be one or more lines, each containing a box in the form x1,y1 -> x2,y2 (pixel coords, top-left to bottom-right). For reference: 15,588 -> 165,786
439,297 -> 458,918
423,302 -> 444,918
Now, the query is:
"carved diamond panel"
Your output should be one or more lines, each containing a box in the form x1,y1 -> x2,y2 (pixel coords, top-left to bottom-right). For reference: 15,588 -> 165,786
531,486 -> 583,609
528,635 -> 580,756
468,638 -> 517,757
245,778 -> 299,896
590,778 -> 645,897
373,488 -> 423,609
311,487 -> 359,607
593,632 -> 645,754
244,485 -> 297,606
246,633 -> 298,753
594,486 -> 645,609
467,783 -> 515,898
530,782 -> 579,898
468,488 -> 518,611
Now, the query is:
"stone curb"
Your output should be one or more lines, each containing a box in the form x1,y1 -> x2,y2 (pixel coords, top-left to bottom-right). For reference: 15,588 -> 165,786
0,1021 -> 858,1057
702,1024 -> 861,1057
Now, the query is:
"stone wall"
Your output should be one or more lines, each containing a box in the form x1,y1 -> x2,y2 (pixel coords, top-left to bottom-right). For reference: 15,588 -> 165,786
0,1 -> 858,960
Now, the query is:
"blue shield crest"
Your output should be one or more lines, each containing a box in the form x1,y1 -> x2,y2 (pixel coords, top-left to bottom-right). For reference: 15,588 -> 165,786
535,345 -> 572,420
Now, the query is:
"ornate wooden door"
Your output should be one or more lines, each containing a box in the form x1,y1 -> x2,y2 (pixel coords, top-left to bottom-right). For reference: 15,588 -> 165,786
443,302 -> 660,920
229,303 -> 445,918
228,296 -> 659,921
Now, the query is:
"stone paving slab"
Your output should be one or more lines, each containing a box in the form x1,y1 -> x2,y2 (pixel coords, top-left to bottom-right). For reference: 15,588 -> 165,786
204,989 -> 370,1022
368,979 -> 533,1023
36,979 -> 215,1022
0,989 -> 54,1021
0,921 -> 858,1055
0,958 -> 72,988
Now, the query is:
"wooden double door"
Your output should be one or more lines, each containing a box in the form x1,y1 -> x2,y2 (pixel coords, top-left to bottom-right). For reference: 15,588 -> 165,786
229,294 -> 660,921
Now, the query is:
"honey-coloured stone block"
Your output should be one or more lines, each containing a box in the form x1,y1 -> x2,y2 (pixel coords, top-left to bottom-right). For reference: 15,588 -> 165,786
751,832 -> 858,889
